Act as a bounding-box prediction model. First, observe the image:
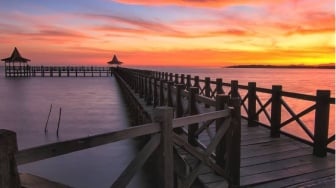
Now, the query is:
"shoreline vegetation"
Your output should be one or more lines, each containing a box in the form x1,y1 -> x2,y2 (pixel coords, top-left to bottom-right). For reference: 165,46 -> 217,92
225,64 -> 335,69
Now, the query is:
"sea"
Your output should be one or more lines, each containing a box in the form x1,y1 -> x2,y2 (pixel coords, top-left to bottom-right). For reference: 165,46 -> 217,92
0,66 -> 334,188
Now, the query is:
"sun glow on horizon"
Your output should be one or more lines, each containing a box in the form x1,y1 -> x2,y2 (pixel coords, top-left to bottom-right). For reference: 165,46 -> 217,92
0,0 -> 334,66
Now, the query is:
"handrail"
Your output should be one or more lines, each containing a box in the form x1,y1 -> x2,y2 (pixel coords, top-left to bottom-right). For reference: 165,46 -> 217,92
117,67 -> 335,155
15,122 -> 160,165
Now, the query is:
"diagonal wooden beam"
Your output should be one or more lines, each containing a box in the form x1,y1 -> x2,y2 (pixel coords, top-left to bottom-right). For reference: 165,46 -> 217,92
111,134 -> 161,188
173,133 -> 228,178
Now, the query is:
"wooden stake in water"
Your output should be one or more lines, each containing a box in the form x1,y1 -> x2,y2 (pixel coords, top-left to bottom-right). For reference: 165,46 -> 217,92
44,104 -> 53,133
56,108 -> 62,137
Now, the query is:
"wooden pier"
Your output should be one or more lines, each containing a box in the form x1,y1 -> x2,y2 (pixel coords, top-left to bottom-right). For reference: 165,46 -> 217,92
4,65 -> 113,77
0,67 -> 334,188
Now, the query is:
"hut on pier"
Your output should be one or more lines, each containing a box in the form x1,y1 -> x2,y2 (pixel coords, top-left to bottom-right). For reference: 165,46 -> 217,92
107,54 -> 123,67
1,47 -> 30,77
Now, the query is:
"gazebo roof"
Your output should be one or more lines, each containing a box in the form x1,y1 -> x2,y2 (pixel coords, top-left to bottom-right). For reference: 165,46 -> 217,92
1,47 -> 30,63
107,54 -> 123,65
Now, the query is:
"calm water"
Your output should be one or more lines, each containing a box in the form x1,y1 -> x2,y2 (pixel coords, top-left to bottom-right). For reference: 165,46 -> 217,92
0,66 -> 334,187
0,74 -> 152,188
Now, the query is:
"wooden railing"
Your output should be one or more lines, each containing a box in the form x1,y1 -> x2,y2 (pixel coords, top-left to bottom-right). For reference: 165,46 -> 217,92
114,68 -> 242,187
4,65 -> 113,77
116,67 -> 335,157
1,107 -> 238,188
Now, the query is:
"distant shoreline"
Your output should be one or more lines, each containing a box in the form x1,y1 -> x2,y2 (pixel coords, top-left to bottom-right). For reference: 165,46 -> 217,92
225,64 -> 335,69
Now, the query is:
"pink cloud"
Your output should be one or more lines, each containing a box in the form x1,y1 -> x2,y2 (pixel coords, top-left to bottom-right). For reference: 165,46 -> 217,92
113,0 -> 285,7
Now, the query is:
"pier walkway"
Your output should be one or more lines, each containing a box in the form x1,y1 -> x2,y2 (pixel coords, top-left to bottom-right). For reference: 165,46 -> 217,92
114,67 -> 335,187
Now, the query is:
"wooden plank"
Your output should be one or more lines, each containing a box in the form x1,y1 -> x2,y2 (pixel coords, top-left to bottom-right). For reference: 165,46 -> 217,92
241,135 -> 291,146
16,122 -> 160,165
241,147 -> 312,167
252,168 -> 335,188
241,139 -> 305,151
111,134 -> 160,188
241,155 -> 323,176
242,141 -> 310,158
240,156 -> 335,186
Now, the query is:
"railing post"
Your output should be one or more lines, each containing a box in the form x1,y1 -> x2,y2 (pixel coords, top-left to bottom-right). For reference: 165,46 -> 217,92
0,130 -> 21,188
144,76 -> 148,101
216,78 -> 224,95
215,94 -> 229,168
188,87 -> 199,146
193,76 -> 200,88
248,82 -> 258,127
186,75 -> 191,91
180,74 -> 185,85
313,90 -> 330,157
153,107 -> 174,188
139,75 -> 144,98
167,81 -> 173,107
174,84 -> 184,134
228,96 -> 241,187
204,77 -> 211,108
174,74 -> 179,84
271,85 -> 282,137
159,80 -> 165,106
169,73 -> 173,82
153,78 -> 159,108
146,77 -> 153,105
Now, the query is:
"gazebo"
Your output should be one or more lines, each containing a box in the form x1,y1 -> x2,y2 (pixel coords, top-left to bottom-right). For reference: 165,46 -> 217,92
1,47 -> 30,77
107,54 -> 123,66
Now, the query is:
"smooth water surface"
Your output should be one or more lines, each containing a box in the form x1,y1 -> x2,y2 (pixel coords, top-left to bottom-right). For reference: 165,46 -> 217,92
0,76 -> 152,188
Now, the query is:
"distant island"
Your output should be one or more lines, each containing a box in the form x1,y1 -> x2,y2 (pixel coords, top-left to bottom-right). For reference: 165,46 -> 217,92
225,64 -> 334,69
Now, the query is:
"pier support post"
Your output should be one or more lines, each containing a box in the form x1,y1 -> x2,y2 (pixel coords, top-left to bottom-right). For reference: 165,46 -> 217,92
153,107 -> 174,188
0,130 -> 20,188
248,82 -> 258,127
188,87 -> 199,146
271,85 -> 282,137
313,90 -> 330,157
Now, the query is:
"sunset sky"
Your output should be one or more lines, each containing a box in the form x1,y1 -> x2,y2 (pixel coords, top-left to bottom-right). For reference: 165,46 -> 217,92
0,0 -> 334,66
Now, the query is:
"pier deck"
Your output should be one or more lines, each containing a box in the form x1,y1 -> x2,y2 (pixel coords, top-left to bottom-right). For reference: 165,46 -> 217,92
196,121 -> 335,187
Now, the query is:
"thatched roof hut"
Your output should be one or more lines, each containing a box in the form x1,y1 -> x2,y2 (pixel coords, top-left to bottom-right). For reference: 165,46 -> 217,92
107,55 -> 123,65
1,47 -> 30,63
